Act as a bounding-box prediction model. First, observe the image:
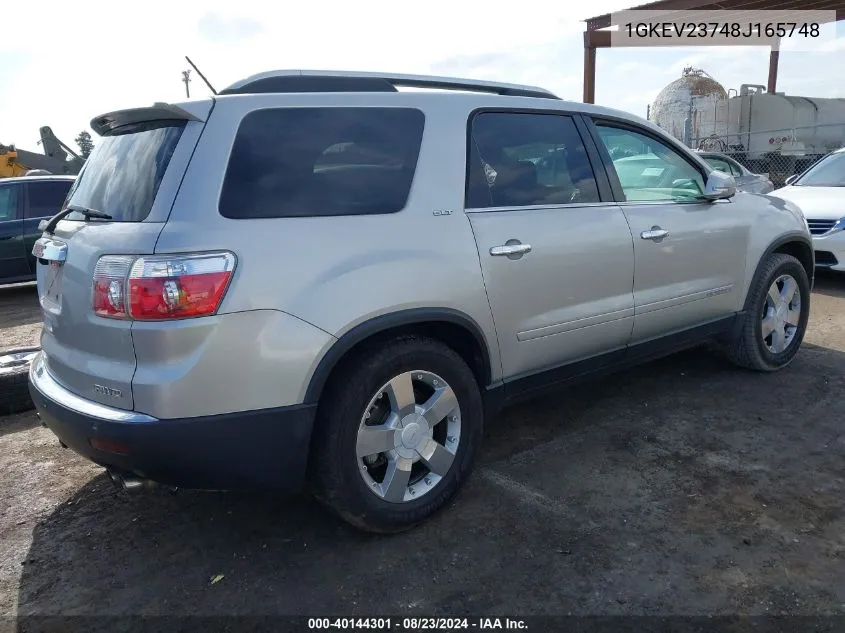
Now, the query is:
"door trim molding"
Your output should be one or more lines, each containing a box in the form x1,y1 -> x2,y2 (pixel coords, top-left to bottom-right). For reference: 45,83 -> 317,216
635,284 -> 734,315
517,306 -> 635,341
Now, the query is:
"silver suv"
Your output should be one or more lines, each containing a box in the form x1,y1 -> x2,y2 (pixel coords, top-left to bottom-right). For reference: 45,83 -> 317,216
29,71 -> 813,533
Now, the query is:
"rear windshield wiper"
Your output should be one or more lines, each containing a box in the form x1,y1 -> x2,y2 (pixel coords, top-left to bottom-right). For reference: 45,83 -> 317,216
43,206 -> 113,235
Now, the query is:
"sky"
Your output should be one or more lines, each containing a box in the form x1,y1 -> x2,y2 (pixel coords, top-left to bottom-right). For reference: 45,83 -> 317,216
2,0 -> 844,154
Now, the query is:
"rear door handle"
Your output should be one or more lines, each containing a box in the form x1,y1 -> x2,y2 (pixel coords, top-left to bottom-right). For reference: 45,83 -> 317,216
490,243 -> 532,257
641,226 -> 669,241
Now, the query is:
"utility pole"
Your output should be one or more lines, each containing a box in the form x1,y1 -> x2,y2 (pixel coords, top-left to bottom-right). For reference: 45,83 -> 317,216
181,69 -> 191,98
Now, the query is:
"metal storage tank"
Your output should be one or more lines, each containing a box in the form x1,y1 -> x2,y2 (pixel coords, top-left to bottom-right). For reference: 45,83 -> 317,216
649,67 -> 727,143
733,88 -> 845,157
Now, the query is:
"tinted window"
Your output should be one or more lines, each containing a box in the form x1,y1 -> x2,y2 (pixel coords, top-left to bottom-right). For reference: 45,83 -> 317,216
795,151 -> 845,187
219,108 -> 425,219
467,112 -> 600,208
724,157 -> 743,177
703,157 -> 733,175
26,180 -> 73,218
65,121 -> 185,222
0,185 -> 19,221
596,125 -> 704,202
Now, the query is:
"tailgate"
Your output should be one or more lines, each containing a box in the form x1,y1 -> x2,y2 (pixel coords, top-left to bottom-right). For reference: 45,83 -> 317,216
35,100 -> 211,410
37,224 -> 166,409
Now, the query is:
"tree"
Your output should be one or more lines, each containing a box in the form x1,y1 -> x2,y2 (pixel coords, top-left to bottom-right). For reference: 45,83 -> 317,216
75,130 -> 95,159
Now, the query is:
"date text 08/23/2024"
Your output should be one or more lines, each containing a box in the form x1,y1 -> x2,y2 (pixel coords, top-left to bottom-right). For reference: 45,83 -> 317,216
307,617 -> 528,630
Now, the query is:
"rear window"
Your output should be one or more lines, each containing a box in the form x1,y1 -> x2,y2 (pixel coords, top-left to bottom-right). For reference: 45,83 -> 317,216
65,121 -> 185,222
219,107 -> 425,219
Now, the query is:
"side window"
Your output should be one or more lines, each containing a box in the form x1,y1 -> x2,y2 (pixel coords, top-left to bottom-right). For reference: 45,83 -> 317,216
219,107 -> 425,219
726,158 -> 744,177
26,181 -> 73,218
704,157 -> 733,174
0,185 -> 20,221
466,112 -> 600,209
595,124 -> 705,202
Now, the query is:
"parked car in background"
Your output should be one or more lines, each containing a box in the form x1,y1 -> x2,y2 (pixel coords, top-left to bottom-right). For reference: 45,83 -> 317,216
29,71 -> 813,533
695,151 -> 774,194
0,175 -> 75,285
769,147 -> 845,271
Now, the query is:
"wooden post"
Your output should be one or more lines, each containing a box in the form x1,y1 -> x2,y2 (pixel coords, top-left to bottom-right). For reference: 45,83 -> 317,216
767,47 -> 780,94
584,40 -> 596,104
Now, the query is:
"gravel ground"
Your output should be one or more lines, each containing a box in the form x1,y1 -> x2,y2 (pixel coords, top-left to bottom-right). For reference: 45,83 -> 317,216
1,274 -> 844,620
0,284 -> 40,354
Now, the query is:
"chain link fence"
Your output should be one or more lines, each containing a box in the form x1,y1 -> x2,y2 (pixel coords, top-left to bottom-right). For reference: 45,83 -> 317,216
690,123 -> 845,188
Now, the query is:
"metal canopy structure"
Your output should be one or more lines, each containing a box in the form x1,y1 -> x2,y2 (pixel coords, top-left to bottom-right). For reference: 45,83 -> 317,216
583,0 -> 845,103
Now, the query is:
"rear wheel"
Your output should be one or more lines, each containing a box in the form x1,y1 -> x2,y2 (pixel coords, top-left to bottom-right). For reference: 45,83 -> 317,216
309,336 -> 483,533
723,253 -> 810,371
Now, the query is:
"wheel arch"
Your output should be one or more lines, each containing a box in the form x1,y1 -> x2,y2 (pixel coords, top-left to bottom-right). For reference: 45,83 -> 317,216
764,233 -> 814,288
742,232 -> 814,311
303,308 -> 494,405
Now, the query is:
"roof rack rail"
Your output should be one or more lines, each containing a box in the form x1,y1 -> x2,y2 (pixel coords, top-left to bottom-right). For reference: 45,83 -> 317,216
220,70 -> 560,100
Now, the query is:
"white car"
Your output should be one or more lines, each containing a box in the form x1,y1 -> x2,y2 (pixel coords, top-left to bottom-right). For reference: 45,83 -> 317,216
770,148 -> 845,271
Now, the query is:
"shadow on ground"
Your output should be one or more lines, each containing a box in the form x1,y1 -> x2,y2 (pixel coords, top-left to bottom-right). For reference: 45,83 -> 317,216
811,269 -> 845,299
14,342 -> 845,620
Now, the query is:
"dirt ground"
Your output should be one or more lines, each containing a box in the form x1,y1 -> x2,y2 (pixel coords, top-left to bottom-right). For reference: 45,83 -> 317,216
0,284 -> 40,355
1,274 -> 844,620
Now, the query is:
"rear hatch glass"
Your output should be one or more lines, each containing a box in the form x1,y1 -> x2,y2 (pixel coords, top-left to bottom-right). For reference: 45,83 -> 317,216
37,117 -> 198,410
64,121 -> 185,222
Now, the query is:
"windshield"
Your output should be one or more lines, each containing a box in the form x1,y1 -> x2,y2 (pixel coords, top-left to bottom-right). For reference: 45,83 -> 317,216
64,121 -> 186,221
794,151 -> 845,187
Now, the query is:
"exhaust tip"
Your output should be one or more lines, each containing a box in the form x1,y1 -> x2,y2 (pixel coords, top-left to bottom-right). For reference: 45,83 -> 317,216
108,469 -> 156,494
122,477 -> 147,493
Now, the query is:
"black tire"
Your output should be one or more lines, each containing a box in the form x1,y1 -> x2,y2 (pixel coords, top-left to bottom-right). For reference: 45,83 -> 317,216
723,253 -> 810,372
0,347 -> 39,416
309,335 -> 483,533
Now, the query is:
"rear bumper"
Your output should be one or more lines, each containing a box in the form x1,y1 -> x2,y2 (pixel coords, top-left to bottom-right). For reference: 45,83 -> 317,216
28,353 -> 316,491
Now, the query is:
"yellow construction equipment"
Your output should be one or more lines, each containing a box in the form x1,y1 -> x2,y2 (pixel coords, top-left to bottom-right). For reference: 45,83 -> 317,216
1,127 -> 84,178
0,145 -> 29,178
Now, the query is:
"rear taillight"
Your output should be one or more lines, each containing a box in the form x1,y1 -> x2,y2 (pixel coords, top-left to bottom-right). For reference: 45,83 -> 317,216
93,256 -> 134,318
92,252 -> 236,321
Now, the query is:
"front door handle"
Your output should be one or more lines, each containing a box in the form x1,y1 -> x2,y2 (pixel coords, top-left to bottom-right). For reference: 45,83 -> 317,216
641,226 -> 669,242
490,242 -> 532,257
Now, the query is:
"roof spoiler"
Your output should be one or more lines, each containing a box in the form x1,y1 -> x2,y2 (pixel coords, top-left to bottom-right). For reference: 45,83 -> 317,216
90,103 -> 203,136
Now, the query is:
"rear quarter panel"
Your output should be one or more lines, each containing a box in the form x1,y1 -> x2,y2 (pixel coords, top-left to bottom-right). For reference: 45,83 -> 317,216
153,93 -> 503,408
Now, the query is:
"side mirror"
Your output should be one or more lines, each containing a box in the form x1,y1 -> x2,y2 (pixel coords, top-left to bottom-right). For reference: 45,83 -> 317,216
701,170 -> 736,200
785,174 -> 799,186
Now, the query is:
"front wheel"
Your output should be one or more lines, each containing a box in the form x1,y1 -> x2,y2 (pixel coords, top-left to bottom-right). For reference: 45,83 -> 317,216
723,253 -> 810,371
309,335 -> 483,533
